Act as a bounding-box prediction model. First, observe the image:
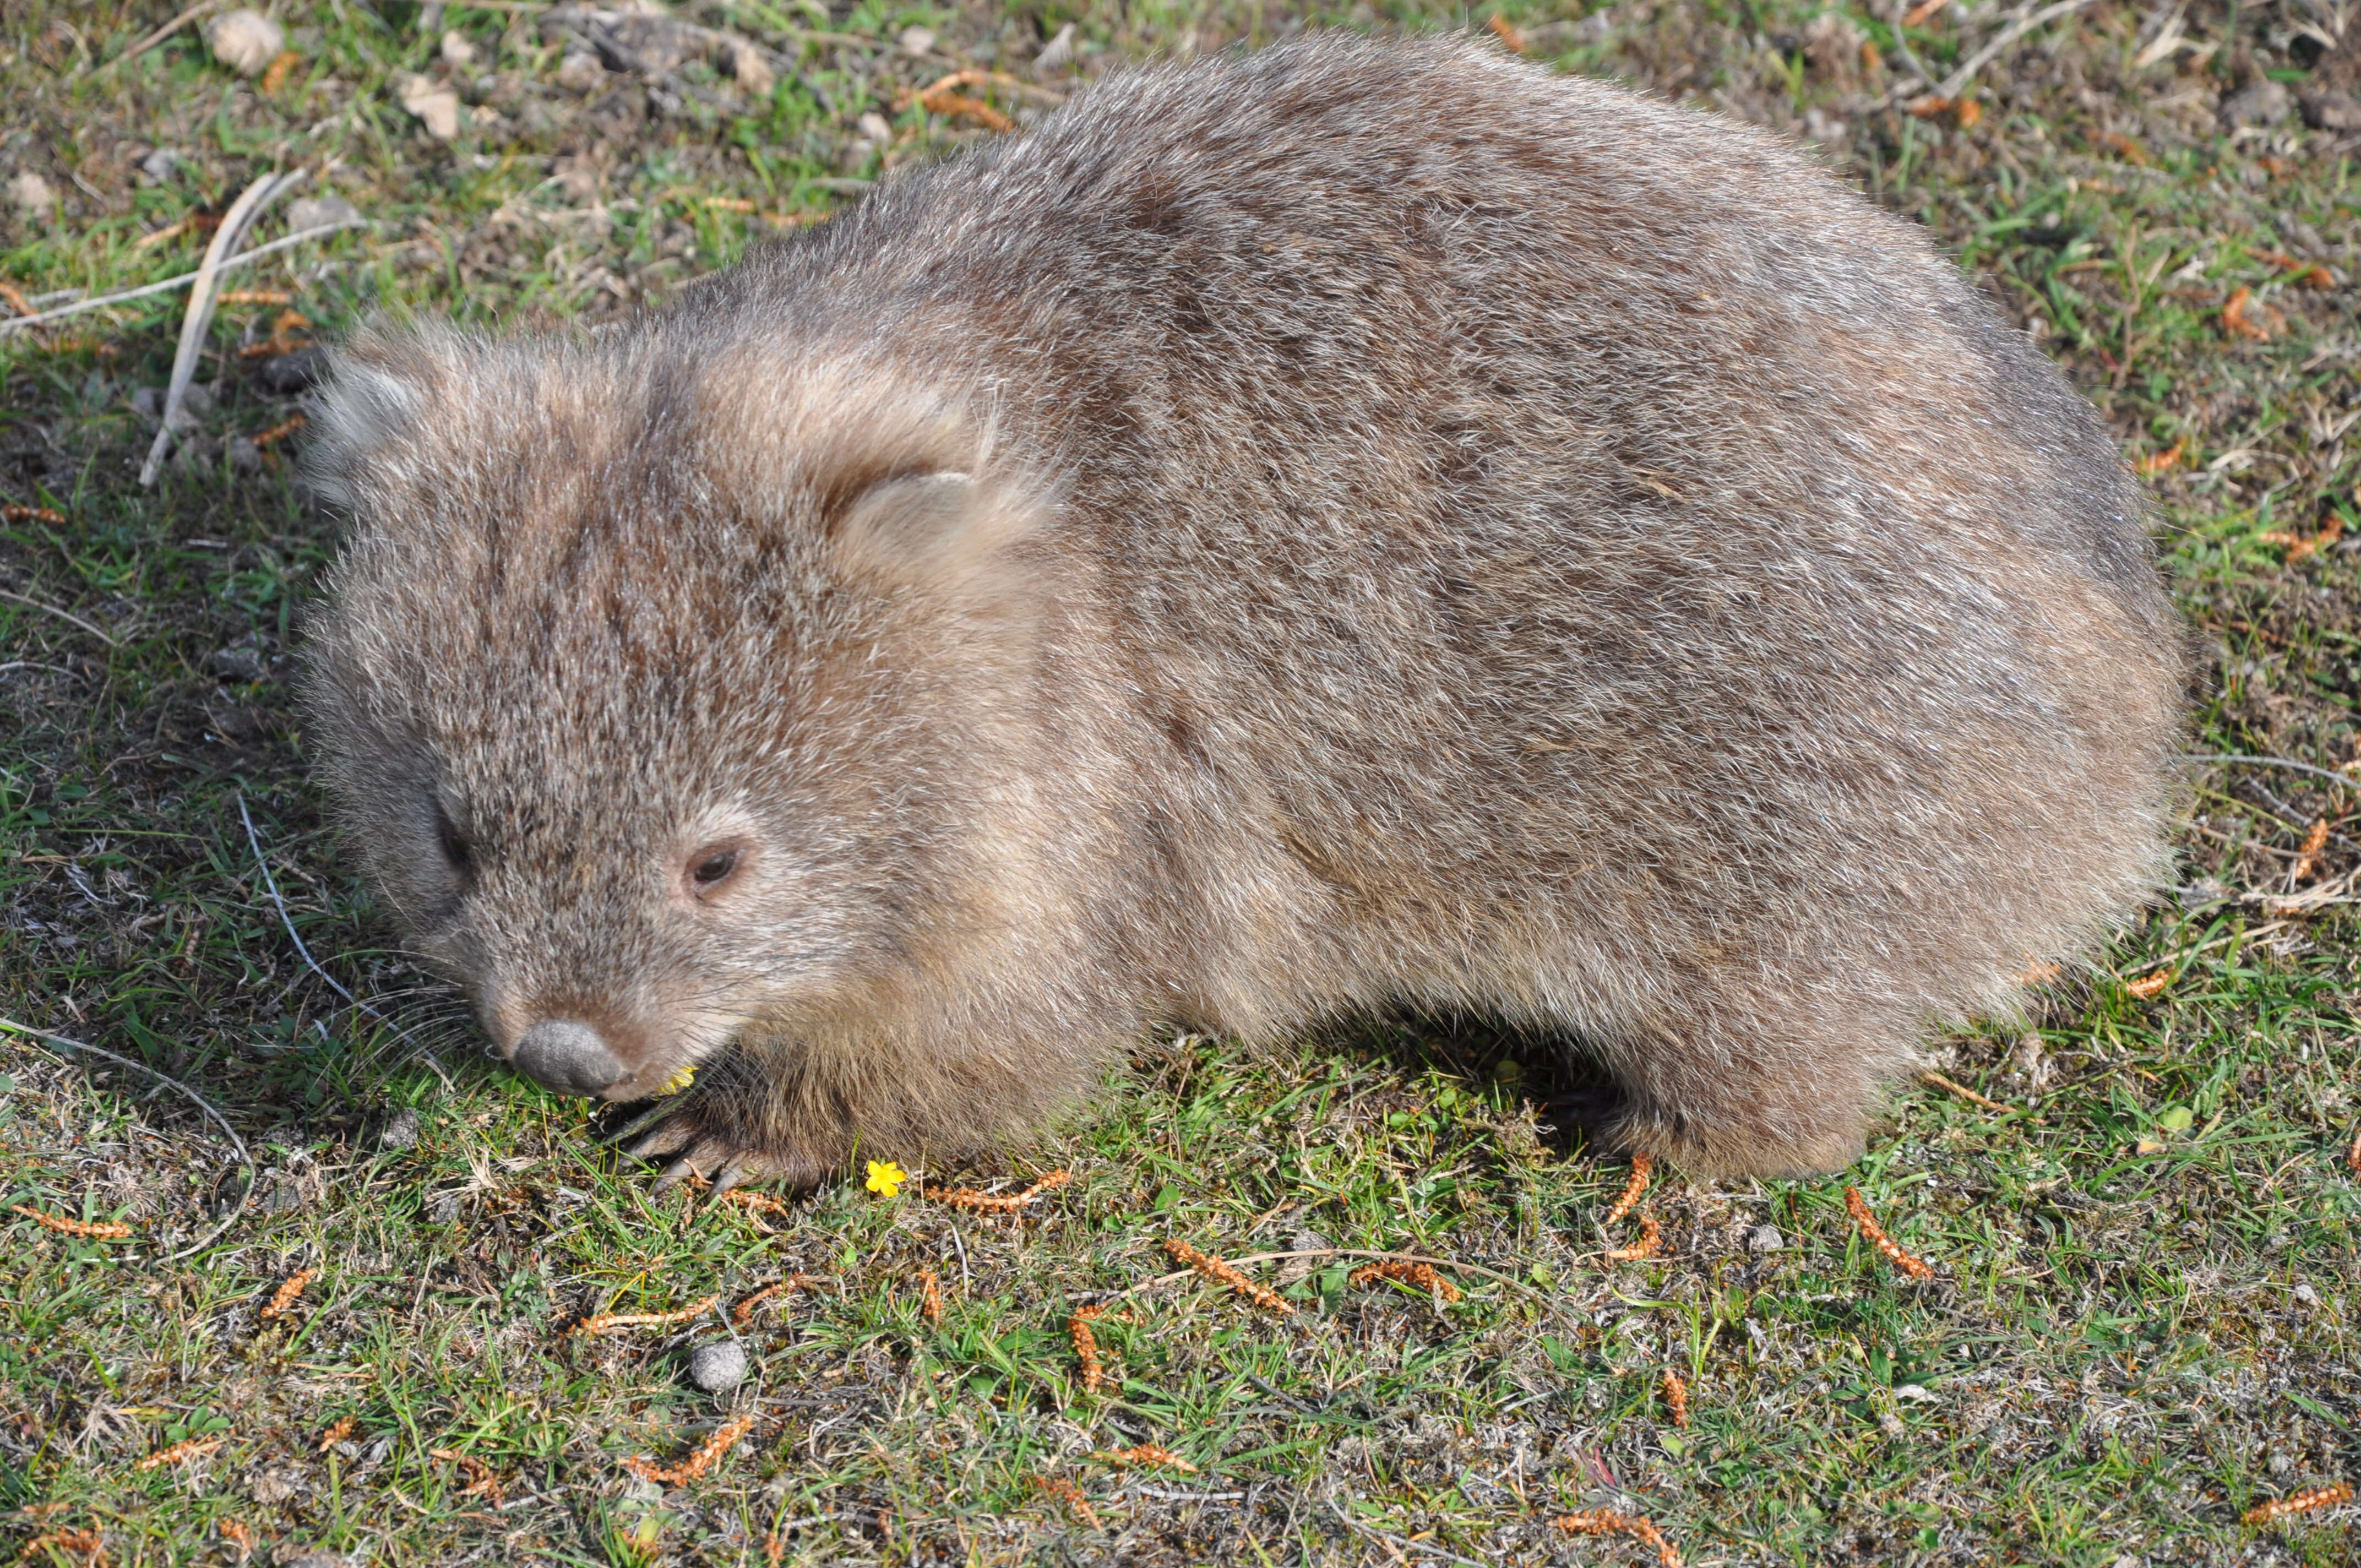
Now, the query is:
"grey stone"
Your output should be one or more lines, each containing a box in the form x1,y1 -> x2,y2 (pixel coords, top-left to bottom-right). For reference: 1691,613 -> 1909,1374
379,1107 -> 422,1151
2218,79 -> 2292,129
258,346 -> 324,395
1747,1224 -> 1786,1252
206,644 -> 268,682
2302,90 -> 2361,132
284,194 -> 361,232
687,1339 -> 748,1392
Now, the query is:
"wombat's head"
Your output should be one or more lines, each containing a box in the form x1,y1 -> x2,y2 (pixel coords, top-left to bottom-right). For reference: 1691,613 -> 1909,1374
299,325 -> 1045,1101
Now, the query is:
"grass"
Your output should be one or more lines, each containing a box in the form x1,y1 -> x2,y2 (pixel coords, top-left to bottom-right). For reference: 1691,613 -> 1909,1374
2,0 -> 2357,1562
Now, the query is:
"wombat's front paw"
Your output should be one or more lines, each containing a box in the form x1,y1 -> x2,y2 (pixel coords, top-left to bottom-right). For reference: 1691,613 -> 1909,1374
622,1096 -> 836,1196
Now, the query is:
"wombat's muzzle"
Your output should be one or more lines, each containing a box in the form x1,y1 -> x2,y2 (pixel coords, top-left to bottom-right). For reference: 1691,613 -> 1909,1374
509,1020 -> 627,1096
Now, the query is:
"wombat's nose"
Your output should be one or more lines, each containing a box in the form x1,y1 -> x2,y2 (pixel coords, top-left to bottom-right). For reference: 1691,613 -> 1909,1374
509,1020 -> 626,1096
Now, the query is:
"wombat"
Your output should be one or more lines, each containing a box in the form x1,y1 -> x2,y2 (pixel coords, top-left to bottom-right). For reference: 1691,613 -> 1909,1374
301,35 -> 2182,1190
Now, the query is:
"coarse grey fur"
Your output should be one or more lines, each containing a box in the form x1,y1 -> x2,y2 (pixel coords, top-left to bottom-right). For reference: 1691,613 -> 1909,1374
301,35 -> 2182,1188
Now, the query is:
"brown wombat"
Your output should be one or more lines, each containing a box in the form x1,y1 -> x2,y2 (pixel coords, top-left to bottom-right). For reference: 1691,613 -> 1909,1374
301,35 -> 2181,1190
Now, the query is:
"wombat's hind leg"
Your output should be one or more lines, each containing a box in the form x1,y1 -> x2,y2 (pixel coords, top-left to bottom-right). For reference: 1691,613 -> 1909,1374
1593,1016 -> 1891,1179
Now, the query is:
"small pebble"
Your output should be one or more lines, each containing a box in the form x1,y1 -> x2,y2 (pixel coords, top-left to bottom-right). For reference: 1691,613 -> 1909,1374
258,346 -> 324,395
379,1107 -> 421,1151
1747,1224 -> 1785,1253
399,75 -> 463,140
2303,90 -> 2361,133
2217,79 -> 2292,130
6,171 -> 53,216
205,9 -> 285,76
687,1340 -> 748,1393
284,193 -> 361,232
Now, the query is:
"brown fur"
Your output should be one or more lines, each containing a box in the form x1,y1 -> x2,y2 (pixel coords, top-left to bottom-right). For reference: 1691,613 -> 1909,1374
301,36 -> 2183,1185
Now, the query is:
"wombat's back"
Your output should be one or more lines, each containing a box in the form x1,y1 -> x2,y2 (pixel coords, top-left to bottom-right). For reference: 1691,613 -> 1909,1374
311,37 -> 2180,1182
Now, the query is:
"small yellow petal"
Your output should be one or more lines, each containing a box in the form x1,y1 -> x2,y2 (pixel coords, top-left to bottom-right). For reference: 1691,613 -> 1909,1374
865,1160 -> 906,1197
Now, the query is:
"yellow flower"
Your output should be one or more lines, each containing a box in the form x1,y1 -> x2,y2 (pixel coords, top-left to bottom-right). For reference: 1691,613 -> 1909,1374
864,1160 -> 907,1197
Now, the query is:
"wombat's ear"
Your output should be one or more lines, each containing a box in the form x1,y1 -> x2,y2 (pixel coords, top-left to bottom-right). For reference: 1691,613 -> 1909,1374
300,329 -> 462,511
829,470 -> 1047,595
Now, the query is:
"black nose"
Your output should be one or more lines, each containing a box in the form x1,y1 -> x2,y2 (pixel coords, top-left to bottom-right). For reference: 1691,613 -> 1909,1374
509,1020 -> 626,1096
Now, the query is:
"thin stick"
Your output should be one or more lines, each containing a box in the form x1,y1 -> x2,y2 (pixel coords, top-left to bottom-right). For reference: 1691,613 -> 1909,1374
1604,1153 -> 1652,1226
1880,0 -> 1939,86
2242,1483 -> 2352,1526
1933,0 -> 2097,100
2180,753 -> 2361,794
0,220 -> 367,336
107,0 -> 226,66
1109,1247 -> 1543,1303
236,794 -> 451,1087
0,1016 -> 254,1260
1843,1186 -> 1934,1279
144,171 -> 307,485
0,587 -> 118,646
1920,1070 -> 2020,1114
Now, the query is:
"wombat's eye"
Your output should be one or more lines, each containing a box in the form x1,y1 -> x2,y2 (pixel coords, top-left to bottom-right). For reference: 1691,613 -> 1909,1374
434,804 -> 473,878
687,846 -> 741,892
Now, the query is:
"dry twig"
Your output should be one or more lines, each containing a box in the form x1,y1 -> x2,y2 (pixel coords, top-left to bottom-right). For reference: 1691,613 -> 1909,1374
732,1276 -> 812,1326
1032,1474 -> 1101,1528
1844,1186 -> 1934,1278
133,1435 -> 222,1471
143,170 -> 309,486
8,1205 -> 131,1240
1,219 -> 368,336
1094,1444 -> 1196,1472
2293,818 -> 2331,883
1604,1153 -> 1652,1225
1906,93 -> 1983,128
2222,286 -> 2282,342
14,1529 -> 106,1566
915,70 -> 1015,132
720,1188 -> 792,1217
1605,1212 -> 1664,1261
1920,1071 -> 2017,1114
1554,1508 -> 1684,1567
0,589 -> 116,646
569,1294 -> 720,1336
1163,1239 -> 1293,1314
2242,1483 -> 2352,1526
924,1169 -> 1070,1212
247,413 -> 306,449
1070,1304 -> 1108,1393
429,1449 -> 507,1505
623,1415 -> 756,1485
259,1268 -> 317,1320
1348,1259 -> 1462,1302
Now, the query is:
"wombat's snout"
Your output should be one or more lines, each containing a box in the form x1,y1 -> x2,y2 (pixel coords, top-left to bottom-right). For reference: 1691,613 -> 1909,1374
509,1020 -> 626,1097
